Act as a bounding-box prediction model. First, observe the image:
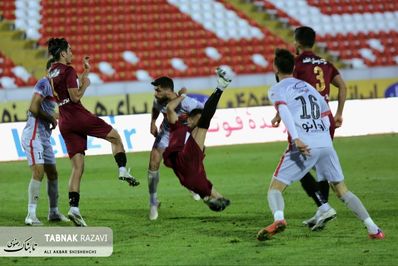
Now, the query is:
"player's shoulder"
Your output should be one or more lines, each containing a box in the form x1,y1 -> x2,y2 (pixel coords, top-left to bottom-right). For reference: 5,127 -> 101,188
34,77 -> 51,90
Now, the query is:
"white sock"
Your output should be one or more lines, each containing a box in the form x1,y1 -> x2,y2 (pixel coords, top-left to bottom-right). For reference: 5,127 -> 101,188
119,166 -> 127,173
273,210 -> 284,221
318,203 -> 331,213
70,206 -> 80,214
50,207 -> 59,213
268,189 -> 285,221
28,179 -> 41,214
148,170 -> 160,205
364,217 -> 379,234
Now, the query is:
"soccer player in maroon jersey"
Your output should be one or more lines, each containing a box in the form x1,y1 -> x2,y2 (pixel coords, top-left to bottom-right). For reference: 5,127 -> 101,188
162,68 -> 231,212
272,26 -> 347,230
47,38 -> 139,226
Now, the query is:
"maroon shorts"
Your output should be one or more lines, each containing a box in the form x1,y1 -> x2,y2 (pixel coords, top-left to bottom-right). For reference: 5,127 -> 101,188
59,110 -> 112,158
164,136 -> 212,198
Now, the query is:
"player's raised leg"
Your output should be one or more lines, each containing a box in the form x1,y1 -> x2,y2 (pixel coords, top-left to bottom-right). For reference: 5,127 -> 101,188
106,128 -> 139,187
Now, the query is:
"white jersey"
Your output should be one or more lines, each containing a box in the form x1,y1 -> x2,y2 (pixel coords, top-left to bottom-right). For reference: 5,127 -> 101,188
23,77 -> 57,140
153,96 -> 204,149
153,96 -> 204,133
268,77 -> 332,148
21,77 -> 56,165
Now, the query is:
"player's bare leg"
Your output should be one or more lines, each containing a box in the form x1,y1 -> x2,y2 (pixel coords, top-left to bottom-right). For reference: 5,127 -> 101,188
67,153 -> 87,227
331,181 -> 384,239
44,164 -> 69,222
106,128 -> 139,187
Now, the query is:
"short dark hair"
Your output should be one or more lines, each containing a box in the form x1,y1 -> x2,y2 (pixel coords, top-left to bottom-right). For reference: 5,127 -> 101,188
47,38 -> 69,60
151,76 -> 174,91
294,26 -> 316,48
274,49 -> 295,74
46,57 -> 57,70
189,108 -> 202,117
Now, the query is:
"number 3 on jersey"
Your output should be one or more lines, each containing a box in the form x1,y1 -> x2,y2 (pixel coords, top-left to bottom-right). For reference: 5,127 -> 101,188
313,66 -> 325,91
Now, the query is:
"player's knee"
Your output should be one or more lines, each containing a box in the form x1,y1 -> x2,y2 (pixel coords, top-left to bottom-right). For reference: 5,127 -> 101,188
331,182 -> 348,198
149,150 -> 162,170
107,129 -> 122,144
31,165 -> 45,180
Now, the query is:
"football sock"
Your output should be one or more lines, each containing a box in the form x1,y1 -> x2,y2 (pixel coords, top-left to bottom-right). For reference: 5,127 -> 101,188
364,217 -> 379,234
47,179 -> 58,209
148,170 -> 160,205
300,172 -> 326,207
28,179 -> 41,214
197,88 -> 223,129
114,152 -> 127,168
268,189 -> 285,221
318,180 -> 330,202
340,191 -> 370,221
318,202 -> 331,213
69,192 -> 80,208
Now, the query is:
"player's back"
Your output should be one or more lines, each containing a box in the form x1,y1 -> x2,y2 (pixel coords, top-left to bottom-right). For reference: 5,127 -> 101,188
269,77 -> 332,148
294,51 -> 339,101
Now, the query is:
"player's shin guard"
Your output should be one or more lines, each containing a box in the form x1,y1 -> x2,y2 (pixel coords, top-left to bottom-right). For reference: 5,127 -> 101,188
197,88 -> 223,129
114,152 -> 127,168
300,172 -> 327,207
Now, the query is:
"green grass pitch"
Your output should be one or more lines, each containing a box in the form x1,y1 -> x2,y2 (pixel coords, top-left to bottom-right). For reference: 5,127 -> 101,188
0,134 -> 397,266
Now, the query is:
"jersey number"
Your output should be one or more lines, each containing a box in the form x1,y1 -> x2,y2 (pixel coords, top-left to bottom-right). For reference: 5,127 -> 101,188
313,66 -> 325,91
295,95 -> 320,119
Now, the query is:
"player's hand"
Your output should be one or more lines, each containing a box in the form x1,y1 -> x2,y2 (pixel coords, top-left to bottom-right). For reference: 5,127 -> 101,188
334,114 -> 343,128
216,67 -> 232,90
50,116 -> 57,130
294,139 -> 310,156
178,87 -> 187,96
81,76 -> 91,88
150,122 -> 158,137
271,113 -> 281,127
83,56 -> 90,72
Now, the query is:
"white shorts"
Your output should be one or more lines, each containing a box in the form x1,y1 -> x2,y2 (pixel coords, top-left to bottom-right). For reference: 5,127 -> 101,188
273,146 -> 344,185
21,131 -> 55,166
152,129 -> 170,150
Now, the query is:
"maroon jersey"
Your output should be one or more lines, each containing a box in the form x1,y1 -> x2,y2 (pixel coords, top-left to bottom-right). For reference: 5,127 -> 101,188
163,122 -> 212,198
48,62 -> 112,158
48,62 -> 87,116
294,51 -> 339,101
